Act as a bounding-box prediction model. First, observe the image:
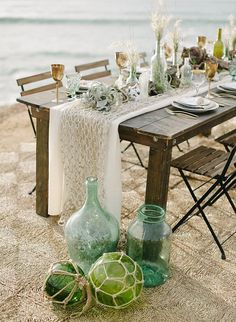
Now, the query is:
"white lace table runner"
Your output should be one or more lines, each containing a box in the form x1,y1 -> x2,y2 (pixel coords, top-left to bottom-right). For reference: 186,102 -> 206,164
48,76 -> 230,223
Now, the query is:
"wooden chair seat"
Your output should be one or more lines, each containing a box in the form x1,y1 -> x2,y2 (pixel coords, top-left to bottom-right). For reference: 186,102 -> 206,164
171,146 -> 230,178
216,129 -> 236,150
75,59 -> 111,80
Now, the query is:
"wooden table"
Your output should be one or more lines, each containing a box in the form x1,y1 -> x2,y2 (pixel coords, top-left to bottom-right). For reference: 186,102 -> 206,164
17,89 -> 236,217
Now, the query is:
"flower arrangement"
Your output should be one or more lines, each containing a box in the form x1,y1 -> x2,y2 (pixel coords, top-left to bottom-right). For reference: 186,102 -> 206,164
151,0 -> 171,44
150,1 -> 171,93
111,40 -> 140,86
170,19 -> 182,65
81,82 -> 121,112
124,41 -> 140,67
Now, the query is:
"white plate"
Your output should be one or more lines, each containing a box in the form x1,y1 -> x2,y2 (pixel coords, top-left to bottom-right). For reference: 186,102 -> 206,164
171,101 -> 219,114
217,85 -> 236,94
175,96 -> 212,107
219,82 -> 236,91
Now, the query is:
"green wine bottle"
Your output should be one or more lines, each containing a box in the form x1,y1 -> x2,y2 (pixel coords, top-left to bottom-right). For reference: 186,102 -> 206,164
213,28 -> 224,59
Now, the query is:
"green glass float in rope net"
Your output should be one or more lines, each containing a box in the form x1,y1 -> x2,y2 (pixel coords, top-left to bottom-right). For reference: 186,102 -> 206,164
43,260 -> 92,315
88,252 -> 144,309
44,253 -> 143,315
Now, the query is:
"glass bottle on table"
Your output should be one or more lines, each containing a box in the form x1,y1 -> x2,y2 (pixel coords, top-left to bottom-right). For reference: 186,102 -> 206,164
180,57 -> 192,88
151,41 -> 168,93
213,28 -> 224,59
64,177 -> 120,274
127,204 -> 172,288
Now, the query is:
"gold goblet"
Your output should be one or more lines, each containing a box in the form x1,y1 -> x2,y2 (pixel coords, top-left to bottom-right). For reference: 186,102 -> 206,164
51,64 -> 65,103
115,52 -> 128,70
205,61 -> 218,99
115,52 -> 128,88
197,36 -> 207,49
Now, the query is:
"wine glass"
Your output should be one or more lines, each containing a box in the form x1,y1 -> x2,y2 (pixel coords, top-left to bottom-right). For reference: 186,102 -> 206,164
115,52 -> 128,88
51,64 -> 65,103
66,73 -> 81,100
197,36 -> 207,49
191,68 -> 206,96
205,61 -> 218,98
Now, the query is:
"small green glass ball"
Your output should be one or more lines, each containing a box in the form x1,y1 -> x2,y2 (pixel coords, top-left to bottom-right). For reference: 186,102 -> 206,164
88,252 -> 143,309
44,261 -> 85,306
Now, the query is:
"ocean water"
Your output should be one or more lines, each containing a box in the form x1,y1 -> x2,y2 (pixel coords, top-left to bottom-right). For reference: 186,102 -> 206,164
0,0 -> 235,105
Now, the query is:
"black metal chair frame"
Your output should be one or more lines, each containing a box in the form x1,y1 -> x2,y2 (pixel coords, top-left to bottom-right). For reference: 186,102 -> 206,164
172,145 -> 236,260
121,140 -> 147,169
216,128 -> 236,152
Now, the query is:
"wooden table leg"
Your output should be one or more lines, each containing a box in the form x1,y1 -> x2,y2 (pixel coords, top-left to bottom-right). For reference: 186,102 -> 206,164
145,145 -> 172,209
36,117 -> 49,217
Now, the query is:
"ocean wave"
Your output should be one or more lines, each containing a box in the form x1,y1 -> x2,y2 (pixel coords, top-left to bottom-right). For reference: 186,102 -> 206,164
0,16 -> 148,25
0,16 -> 229,26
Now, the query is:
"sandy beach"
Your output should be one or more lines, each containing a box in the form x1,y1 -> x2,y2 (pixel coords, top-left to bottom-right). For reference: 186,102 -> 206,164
0,104 -> 235,321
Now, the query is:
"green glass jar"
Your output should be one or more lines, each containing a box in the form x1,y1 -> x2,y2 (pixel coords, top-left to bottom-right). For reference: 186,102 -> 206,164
64,177 -> 120,274
127,204 -> 172,288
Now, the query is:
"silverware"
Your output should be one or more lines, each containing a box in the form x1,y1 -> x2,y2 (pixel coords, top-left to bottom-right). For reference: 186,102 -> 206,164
211,92 -> 236,99
209,99 -> 229,107
165,108 -> 198,118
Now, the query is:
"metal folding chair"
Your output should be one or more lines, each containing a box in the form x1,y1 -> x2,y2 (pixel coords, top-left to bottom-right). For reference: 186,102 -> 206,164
171,145 -> 236,259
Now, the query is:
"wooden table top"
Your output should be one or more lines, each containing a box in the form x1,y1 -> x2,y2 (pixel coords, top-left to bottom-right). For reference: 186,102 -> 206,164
17,87 -> 236,148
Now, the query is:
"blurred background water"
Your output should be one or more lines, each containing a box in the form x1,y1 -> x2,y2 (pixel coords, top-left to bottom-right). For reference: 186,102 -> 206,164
0,0 -> 235,105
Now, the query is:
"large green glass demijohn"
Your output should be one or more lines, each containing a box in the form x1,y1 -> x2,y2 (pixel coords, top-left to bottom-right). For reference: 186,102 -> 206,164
64,177 -> 120,274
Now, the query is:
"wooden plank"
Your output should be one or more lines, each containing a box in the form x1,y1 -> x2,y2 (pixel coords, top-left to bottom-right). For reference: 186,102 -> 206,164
75,59 -> 109,72
171,146 -> 207,168
81,70 -> 111,80
17,87 -> 67,112
31,107 -> 49,121
17,71 -> 52,86
216,129 -> 236,147
36,117 -> 49,217
197,151 -> 228,175
21,83 -> 57,96
145,145 -> 172,209
183,148 -> 217,171
120,105 -> 236,145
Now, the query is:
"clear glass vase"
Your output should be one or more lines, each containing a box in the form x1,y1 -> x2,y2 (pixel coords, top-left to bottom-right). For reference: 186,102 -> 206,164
64,177 -> 120,274
126,64 -> 138,86
229,58 -> 236,81
150,40 -> 168,93
127,204 -> 172,288
180,57 -> 192,87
